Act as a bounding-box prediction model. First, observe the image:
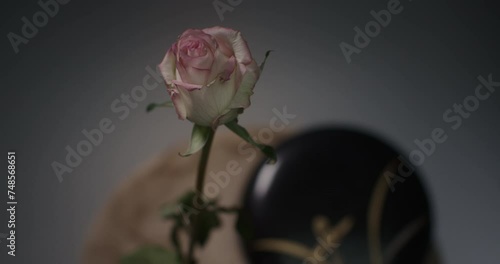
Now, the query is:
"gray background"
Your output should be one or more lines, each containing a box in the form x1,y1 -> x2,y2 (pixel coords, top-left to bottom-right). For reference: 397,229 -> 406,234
1,0 -> 499,263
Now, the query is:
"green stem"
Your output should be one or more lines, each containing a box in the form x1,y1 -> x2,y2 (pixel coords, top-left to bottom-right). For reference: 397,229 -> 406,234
187,128 -> 215,264
195,129 -> 215,193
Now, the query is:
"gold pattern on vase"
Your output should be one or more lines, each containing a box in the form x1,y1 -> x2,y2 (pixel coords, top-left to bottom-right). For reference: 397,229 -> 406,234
368,158 -> 430,264
251,157 -> 436,264
253,215 -> 354,263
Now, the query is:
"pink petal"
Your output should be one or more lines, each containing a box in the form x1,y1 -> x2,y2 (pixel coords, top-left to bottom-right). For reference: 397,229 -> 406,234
172,80 -> 203,91
179,48 -> 214,70
180,29 -> 218,52
202,26 -> 253,66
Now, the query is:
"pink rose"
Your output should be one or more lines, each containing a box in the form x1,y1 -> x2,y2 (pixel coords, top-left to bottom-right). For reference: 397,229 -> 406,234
159,26 -> 260,128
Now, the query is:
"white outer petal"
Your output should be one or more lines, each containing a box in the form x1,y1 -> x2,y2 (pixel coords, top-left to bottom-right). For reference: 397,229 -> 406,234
229,59 -> 260,109
158,47 -> 177,85
175,69 -> 241,127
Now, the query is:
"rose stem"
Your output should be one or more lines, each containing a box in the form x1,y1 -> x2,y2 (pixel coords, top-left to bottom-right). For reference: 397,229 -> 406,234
187,128 -> 215,263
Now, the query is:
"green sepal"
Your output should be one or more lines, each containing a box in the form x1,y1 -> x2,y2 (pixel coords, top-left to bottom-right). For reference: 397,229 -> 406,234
146,101 -> 174,112
260,50 -> 273,72
225,120 -> 277,164
179,125 -> 212,157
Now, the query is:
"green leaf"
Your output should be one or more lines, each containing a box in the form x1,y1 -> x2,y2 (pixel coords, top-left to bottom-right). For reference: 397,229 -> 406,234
225,120 -> 277,164
161,204 -> 179,220
146,101 -> 174,112
236,209 -> 255,242
179,125 -> 213,157
161,192 -> 197,222
176,193 -> 221,246
193,210 -> 221,246
259,50 -> 274,72
178,191 -> 197,207
162,191 -> 217,227
121,246 -> 179,264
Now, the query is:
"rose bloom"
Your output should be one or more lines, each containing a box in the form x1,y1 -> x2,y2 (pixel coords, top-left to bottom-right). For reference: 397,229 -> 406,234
159,26 -> 261,128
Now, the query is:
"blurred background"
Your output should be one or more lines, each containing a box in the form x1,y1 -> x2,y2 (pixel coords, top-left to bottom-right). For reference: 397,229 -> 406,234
1,0 -> 499,263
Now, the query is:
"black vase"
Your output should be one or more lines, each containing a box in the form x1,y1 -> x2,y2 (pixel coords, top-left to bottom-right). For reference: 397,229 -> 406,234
239,128 -> 438,264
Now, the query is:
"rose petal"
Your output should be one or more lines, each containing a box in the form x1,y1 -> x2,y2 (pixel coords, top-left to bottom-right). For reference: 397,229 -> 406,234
207,49 -> 236,83
176,59 -> 212,86
180,29 -> 218,53
229,59 -> 260,109
172,80 -> 202,91
174,84 -> 218,127
209,65 -> 241,113
211,108 -> 240,128
202,26 -> 253,65
179,52 -> 213,71
168,88 -> 187,120
158,46 -> 177,85
187,67 -> 212,85
174,68 -> 242,126
178,41 -> 214,70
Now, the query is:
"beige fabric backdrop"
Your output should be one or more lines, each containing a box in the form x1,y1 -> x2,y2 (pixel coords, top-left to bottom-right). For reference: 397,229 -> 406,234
82,129 -> 290,264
